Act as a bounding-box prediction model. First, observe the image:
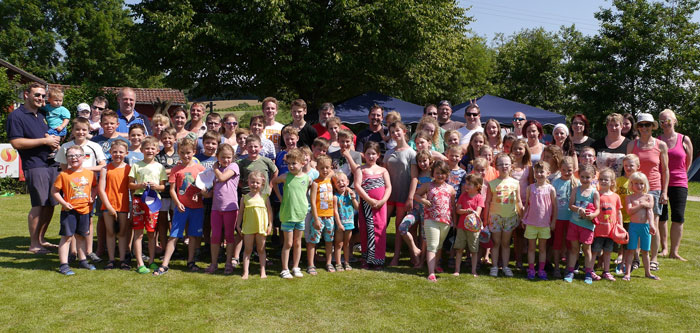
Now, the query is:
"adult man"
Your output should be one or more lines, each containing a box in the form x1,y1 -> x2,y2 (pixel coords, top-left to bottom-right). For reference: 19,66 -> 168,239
512,111 -> 527,138
184,102 -> 206,137
280,99 -> 317,149
458,103 -> 484,145
437,100 -> 464,131
7,83 -> 61,254
261,97 -> 284,153
312,102 -> 356,145
115,87 -> 152,136
88,96 -> 108,138
355,105 -> 388,154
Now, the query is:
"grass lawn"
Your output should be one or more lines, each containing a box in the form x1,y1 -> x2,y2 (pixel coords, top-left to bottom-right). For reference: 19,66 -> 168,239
1,194 -> 699,331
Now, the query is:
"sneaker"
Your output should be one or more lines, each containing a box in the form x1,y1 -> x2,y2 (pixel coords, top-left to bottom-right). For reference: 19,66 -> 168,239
615,263 -> 625,275
538,270 -> 548,280
280,269 -> 293,279
527,269 -> 536,280
87,252 -> 102,263
59,265 -> 75,276
584,274 -> 593,285
79,260 -> 96,271
149,263 -> 159,271
136,265 -> 150,274
489,266 -> 499,277
602,272 -> 616,281
564,272 -> 574,283
292,267 -> 303,278
503,267 -> 514,277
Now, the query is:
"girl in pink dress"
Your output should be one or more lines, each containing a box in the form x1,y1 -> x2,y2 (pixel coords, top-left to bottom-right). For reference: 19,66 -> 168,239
354,141 -> 392,268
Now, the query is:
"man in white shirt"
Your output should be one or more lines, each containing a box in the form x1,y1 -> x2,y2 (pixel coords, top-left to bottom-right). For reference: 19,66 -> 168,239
458,103 -> 484,145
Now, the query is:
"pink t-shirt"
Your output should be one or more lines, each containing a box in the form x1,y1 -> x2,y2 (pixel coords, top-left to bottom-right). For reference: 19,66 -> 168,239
522,183 -> 555,228
595,192 -> 622,237
212,163 -> 240,212
632,139 -> 661,191
456,192 -> 484,230
424,182 -> 453,224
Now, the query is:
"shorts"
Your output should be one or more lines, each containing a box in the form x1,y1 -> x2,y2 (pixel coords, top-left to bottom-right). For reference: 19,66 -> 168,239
627,222 -> 651,251
424,219 -> 451,253
281,221 -> 305,232
566,223 -> 594,245
59,210 -> 90,237
488,214 -> 518,233
592,236 -> 614,253
305,216 -> 334,244
132,196 -> 159,233
340,220 -> 355,231
660,186 -> 687,223
26,167 -> 58,207
524,225 -> 551,240
387,200 -> 405,207
159,198 -> 175,213
551,220 -> 570,250
648,190 -> 662,216
171,207 -> 204,238
48,127 -> 67,137
454,228 -> 480,253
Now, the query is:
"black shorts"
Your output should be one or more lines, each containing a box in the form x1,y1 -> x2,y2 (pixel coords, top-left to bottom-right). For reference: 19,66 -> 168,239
26,167 -> 58,207
660,186 -> 688,223
59,210 -> 91,237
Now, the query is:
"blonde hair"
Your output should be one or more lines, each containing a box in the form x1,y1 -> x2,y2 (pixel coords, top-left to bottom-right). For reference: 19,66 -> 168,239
48,87 -> 64,99
385,111 -> 401,125
142,136 -> 160,148
599,167 -> 617,191
623,153 -> 640,167
543,145 -> 563,172
285,148 -> 304,164
628,171 -> 649,193
484,118 -> 502,146
472,157 -> 489,169
416,116 -> 440,145
316,155 -> 332,167
152,113 -> 170,127
510,138 -> 531,166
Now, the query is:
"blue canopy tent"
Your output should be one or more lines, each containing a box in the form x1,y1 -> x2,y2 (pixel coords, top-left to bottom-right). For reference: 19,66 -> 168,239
334,91 -> 425,124
452,94 -> 566,126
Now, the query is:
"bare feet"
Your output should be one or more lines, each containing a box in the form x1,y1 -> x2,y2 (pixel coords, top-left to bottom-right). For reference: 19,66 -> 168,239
29,247 -> 50,254
388,258 -> 399,267
622,275 -> 631,281
260,273 -> 267,279
41,242 -> 58,249
660,249 -> 669,257
646,274 -> 660,280
669,254 -> 687,261
472,273 -> 479,277
241,274 -> 249,280
453,272 -> 460,276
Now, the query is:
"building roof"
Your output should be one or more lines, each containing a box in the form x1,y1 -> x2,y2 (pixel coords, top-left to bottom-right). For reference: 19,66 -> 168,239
48,84 -> 186,105
0,59 -> 48,85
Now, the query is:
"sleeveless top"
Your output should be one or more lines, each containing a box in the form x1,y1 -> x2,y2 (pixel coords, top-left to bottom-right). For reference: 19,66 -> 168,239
280,172 -> 310,222
632,139 -> 661,191
242,193 -> 269,235
314,177 -> 334,217
660,133 -> 688,188
570,187 -> 597,231
423,182 -> 453,224
522,183 -> 554,228
336,192 -> 354,224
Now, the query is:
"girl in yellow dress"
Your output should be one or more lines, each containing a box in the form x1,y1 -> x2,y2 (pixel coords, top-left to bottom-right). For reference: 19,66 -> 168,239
236,171 -> 273,279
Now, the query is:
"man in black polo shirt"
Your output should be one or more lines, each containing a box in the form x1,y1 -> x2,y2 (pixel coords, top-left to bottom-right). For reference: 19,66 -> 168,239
7,83 -> 61,254
355,104 -> 388,155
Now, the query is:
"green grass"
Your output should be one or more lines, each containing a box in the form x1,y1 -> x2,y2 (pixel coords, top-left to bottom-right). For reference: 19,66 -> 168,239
687,181 -> 700,197
1,194 -> 700,331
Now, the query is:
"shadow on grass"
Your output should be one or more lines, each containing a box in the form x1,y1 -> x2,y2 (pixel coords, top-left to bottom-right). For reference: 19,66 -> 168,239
0,236 -> 60,271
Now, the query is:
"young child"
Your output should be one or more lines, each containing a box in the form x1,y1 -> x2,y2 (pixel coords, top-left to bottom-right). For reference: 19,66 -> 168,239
91,109 -> 129,163
151,114 -> 170,143
271,126 -> 300,247
222,114 -> 239,148
127,124 -> 146,165
444,130 -> 461,149
454,174 -> 484,277
542,145 -> 563,182
87,103 -> 103,138
459,132 -> 486,172
128,136 -> 167,274
237,134 -> 278,197
565,164 -> 600,284
616,154 -> 641,274
551,156 -> 578,278
98,140 -> 131,270
521,161 -> 557,280
381,111 -> 401,151
272,148 -> 311,278
477,146 -> 499,182
333,172 -> 359,272
414,160 -> 456,281
414,131 -> 447,161
509,138 -> 531,270
444,144 -> 467,270
401,149 -> 433,268
155,128 -> 180,254
206,143 -> 240,275
249,115 -> 276,160
329,130 -> 362,184
502,132 -> 517,154
623,172 -> 659,281
154,138 -> 206,276
485,153 -> 523,277
325,117 -> 343,153
471,157 -> 493,265
45,87 -> 71,139
578,146 -> 599,188
308,155 -> 336,274
51,146 -> 98,275
198,114 -> 225,154
595,168 -> 623,281
195,130 -> 221,252
236,171 -> 273,279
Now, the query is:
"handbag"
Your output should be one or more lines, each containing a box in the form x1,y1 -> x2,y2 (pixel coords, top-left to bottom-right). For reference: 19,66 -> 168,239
610,222 -> 629,245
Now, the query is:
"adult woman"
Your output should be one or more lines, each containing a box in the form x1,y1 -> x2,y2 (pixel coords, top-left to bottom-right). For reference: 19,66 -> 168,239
622,113 -> 637,141
484,119 -> 503,155
170,107 -> 191,140
569,114 -> 595,157
409,116 -> 442,153
591,113 -> 630,177
552,123 -> 578,171
523,120 -> 545,163
626,113 -> 669,271
657,109 -> 693,261
222,114 -> 239,147
383,121 -> 417,266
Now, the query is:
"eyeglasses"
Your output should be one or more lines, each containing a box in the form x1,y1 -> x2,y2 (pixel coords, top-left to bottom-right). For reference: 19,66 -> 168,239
225,121 -> 238,126
466,113 -> 480,118
91,105 -> 105,111
513,117 -> 525,122
33,93 -> 46,98
637,122 -> 653,128
572,122 -> 585,126
66,154 -> 84,159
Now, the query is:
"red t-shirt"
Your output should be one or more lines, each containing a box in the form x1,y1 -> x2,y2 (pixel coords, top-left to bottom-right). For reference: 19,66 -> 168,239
169,163 -> 205,209
456,191 -> 484,230
54,169 -> 97,214
595,192 -> 622,237
312,123 -> 357,145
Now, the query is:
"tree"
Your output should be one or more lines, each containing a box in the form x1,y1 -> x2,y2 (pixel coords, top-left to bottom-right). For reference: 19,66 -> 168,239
131,0 -> 492,111
567,0 -> 700,138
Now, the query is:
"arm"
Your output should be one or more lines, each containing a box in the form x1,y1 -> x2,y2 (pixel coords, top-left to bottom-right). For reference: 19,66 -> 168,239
51,186 -> 73,210
684,135 -> 693,172
56,118 -> 70,132
659,140 -> 669,203
128,177 -> 144,191
213,162 -> 236,183
9,135 -> 59,150
586,191 -> 600,220
484,183 -> 491,225
98,167 -> 117,216
309,182 -> 321,230
348,189 -> 359,210
235,197 -> 245,234
405,164 -> 418,211
414,183 -> 431,207
271,175 -> 285,202
523,185 -> 531,220
265,196 -> 273,235
341,149 -> 359,175
170,182 -> 185,213
550,187 -> 558,229
450,189 -> 457,227
354,168 -> 373,205
515,185 -> 524,219
377,169 -> 392,208
333,196 -> 344,232
86,159 -> 106,173
569,186 -> 582,217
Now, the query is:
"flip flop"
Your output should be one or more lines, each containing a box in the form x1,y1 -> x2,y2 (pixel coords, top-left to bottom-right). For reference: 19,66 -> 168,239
29,248 -> 50,255
646,274 -> 660,280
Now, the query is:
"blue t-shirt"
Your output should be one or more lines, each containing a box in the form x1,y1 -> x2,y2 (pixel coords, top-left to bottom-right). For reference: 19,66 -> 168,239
116,110 -> 152,136
570,187 -> 597,231
44,105 -> 71,129
126,151 -> 144,165
552,177 -> 573,221
91,135 -> 130,162
6,105 -> 54,169
336,192 -> 355,224
272,150 -> 290,203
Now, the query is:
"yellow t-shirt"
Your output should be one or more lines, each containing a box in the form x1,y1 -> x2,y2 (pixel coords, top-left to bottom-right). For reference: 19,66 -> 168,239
488,178 -> 519,218
616,176 -> 632,222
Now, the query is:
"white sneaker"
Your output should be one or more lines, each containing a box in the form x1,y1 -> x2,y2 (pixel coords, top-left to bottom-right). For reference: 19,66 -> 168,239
280,269 -> 293,279
292,267 -> 303,278
489,266 -> 499,277
503,267 -> 514,277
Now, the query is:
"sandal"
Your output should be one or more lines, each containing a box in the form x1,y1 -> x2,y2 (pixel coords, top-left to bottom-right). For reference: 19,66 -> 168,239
650,261 -> 659,271
152,265 -> 169,276
224,263 -> 234,275
344,263 -> 352,271
335,264 -> 344,272
326,264 -> 336,272
632,259 -> 640,271
120,262 -> 131,271
646,274 -> 660,280
231,258 -> 239,268
602,272 -> 616,281
104,261 -> 115,270
306,266 -> 318,276
187,261 -> 201,272
590,272 -> 602,281
622,275 -> 631,281
204,264 -> 217,274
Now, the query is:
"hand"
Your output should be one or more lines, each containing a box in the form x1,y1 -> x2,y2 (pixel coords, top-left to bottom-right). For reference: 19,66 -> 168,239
44,134 -> 60,150
108,208 -> 117,217
372,200 -> 384,209
177,203 -> 186,212
266,224 -> 272,235
338,225 -> 346,232
236,225 -> 242,235
550,221 -> 556,231
650,225 -> 657,236
314,220 -> 322,230
660,192 -> 668,204
422,198 -> 432,208
404,198 -> 413,212
62,202 -> 74,210
213,161 -> 220,169
348,190 -> 356,200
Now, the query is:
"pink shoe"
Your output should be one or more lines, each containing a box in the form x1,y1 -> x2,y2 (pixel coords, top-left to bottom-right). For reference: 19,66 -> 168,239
590,272 -> 602,281
602,272 -> 616,281
427,274 -> 437,282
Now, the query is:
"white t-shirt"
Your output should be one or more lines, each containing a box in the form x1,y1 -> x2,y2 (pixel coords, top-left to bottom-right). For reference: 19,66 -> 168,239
55,140 -> 106,168
263,121 -> 284,153
458,126 -> 484,145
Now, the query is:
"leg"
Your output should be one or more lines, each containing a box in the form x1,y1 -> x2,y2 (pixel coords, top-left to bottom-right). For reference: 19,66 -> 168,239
27,206 -> 44,252
117,213 -> 130,262
649,215 -> 660,263
133,231 -> 145,267
58,235 -> 73,265
146,232 -> 156,265
602,251 -> 612,274
390,205 -> 408,266
537,239 -> 547,271
527,239 -> 537,269
568,240 -> 580,270
658,219 -> 668,257
334,231 -> 343,269
103,213 -> 117,262
161,237 -> 179,268
157,211 -> 170,254
187,236 -> 200,263
623,249 -> 633,280
38,205 -> 55,247
306,243 -> 316,270
292,230 -> 303,269
281,230 -> 293,271
500,231 -> 513,268
96,215 -> 106,257
241,234 -> 255,279
86,218 -> 95,255
256,234 -> 267,278
669,222 -> 686,261
453,248 -> 463,275
426,251 -> 437,277
491,231 -> 502,270
343,230 -> 352,265
582,244 -> 594,272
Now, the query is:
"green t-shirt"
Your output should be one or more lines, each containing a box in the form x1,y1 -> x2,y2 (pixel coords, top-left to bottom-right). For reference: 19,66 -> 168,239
237,156 -> 278,195
279,172 -> 311,222
128,160 -> 167,196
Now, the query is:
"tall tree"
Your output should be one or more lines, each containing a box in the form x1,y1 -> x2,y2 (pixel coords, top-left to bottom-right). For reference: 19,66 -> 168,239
131,0 -> 491,109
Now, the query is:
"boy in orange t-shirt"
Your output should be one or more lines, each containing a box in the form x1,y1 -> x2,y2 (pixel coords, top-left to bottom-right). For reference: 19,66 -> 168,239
52,145 -> 98,275
308,155 -> 335,273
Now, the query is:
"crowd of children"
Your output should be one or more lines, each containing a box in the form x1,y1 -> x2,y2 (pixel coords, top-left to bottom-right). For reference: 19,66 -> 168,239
47,96 -> 665,285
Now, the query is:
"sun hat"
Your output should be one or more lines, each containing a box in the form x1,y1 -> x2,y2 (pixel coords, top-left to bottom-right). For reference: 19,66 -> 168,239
553,123 -> 569,136
77,103 -> 91,113
635,113 -> 658,129
142,185 -> 162,212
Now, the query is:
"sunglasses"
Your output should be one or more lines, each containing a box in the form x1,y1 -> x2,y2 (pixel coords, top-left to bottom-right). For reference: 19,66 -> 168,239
225,121 -> 238,126
513,117 -> 525,122
637,122 -> 653,128
466,113 -> 480,118
91,105 -> 105,111
33,93 -> 46,98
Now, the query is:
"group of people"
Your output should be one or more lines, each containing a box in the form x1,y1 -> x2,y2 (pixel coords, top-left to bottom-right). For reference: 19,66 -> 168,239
6,83 -> 692,282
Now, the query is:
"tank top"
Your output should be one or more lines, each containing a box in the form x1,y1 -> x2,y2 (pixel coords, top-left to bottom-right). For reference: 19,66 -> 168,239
279,172 -> 310,222
522,183 -> 554,228
570,187 -> 597,231
423,182 -> 452,224
632,138 -> 661,191
314,177 -> 334,217
336,192 -> 354,224
101,163 -> 131,212
659,133 -> 688,188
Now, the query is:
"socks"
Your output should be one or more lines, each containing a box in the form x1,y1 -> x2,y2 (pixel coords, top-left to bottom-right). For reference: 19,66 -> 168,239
585,267 -> 592,275
538,262 -> 545,272
528,263 -> 534,271
567,267 -> 574,273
